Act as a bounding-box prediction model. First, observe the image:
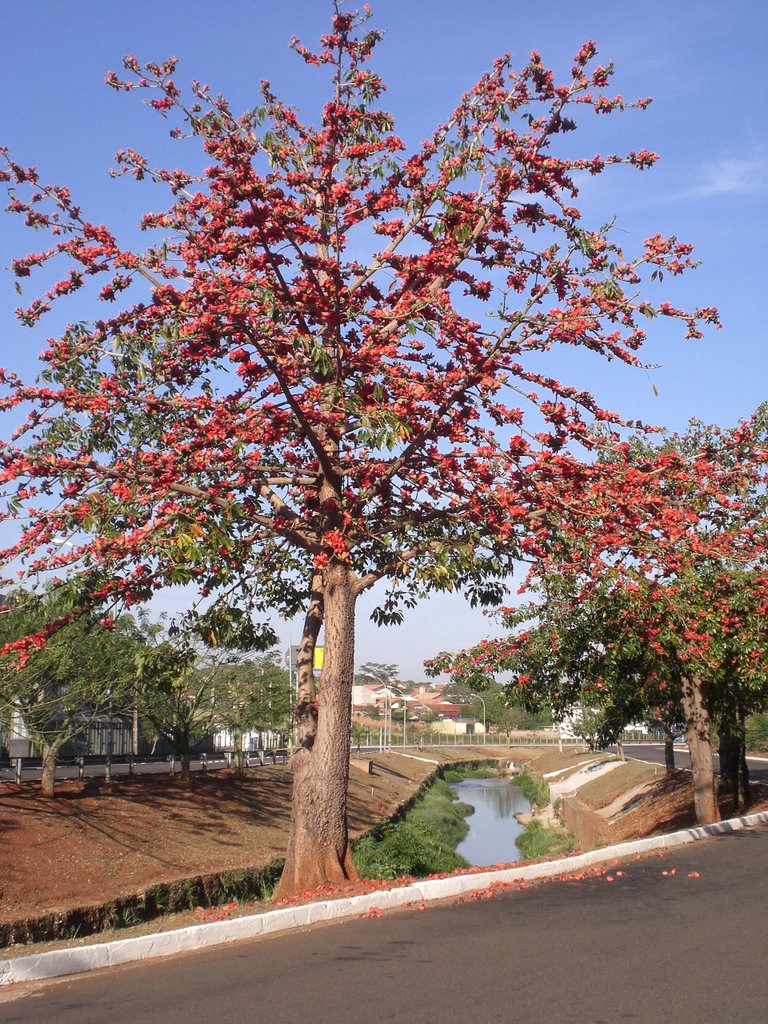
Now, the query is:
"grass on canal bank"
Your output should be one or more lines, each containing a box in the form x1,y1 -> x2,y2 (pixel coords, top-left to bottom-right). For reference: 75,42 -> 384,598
513,767 -> 551,810
353,778 -> 474,879
515,819 -> 577,860
442,765 -> 502,783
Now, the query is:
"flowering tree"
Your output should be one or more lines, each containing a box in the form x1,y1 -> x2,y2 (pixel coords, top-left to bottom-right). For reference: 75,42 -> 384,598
431,412 -> 768,822
0,7 -> 717,894
429,576 -> 688,768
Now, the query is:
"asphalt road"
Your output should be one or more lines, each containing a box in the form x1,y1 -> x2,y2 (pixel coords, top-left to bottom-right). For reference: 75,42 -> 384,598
621,742 -> 768,786
3,824 -> 768,1024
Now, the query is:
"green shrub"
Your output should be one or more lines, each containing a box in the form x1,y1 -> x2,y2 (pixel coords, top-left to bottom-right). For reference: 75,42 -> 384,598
354,820 -> 469,879
516,819 -> 576,860
409,801 -> 473,848
353,777 -> 472,879
515,768 -> 550,809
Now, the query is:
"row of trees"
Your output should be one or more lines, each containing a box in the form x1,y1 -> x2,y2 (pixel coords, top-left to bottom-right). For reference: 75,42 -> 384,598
0,7 -> 755,894
0,591 -> 291,795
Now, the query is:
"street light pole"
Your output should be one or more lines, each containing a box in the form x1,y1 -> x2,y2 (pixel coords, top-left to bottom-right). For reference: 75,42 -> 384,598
475,694 -> 487,745
384,687 -> 391,751
387,682 -> 408,748
387,689 -> 391,751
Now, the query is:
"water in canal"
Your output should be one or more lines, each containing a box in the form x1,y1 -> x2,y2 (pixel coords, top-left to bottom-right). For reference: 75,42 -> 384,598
451,778 -> 531,866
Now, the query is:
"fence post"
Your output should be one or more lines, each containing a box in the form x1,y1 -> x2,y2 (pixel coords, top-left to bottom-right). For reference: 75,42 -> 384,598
14,758 -> 22,785
78,756 -> 85,781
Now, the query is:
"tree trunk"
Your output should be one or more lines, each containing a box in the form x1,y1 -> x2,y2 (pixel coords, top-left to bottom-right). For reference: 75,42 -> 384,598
40,739 -> 62,798
717,673 -> 751,814
234,726 -> 244,777
718,730 -> 739,795
680,673 -> 719,825
663,731 -> 676,773
738,741 -> 751,812
718,730 -> 750,814
274,563 -> 359,899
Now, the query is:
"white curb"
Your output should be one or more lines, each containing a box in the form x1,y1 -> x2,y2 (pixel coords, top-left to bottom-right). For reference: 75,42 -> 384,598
3,808 -> 768,987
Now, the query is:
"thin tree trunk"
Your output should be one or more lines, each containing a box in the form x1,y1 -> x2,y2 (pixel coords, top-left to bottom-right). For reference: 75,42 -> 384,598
718,730 -> 739,797
720,731 -> 751,813
735,688 -> 751,812
234,726 -> 244,777
681,673 -> 719,825
40,739 -> 62,798
717,680 -> 751,813
738,740 -> 750,812
132,707 -> 139,756
275,563 -> 359,899
663,732 -> 676,773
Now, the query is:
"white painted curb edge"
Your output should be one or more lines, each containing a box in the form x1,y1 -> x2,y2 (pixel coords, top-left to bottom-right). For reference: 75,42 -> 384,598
3,808 -> 768,986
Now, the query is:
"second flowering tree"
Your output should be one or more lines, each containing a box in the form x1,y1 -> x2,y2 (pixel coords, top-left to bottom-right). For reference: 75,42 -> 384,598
431,412 -> 768,823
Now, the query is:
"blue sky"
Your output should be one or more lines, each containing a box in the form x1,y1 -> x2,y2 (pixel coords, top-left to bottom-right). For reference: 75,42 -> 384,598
1,1 -> 766,678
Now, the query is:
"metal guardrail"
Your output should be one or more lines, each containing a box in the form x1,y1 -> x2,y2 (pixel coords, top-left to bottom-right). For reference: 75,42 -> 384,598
0,748 -> 290,784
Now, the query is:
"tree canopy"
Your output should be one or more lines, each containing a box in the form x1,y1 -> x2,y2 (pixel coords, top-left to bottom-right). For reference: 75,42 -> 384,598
0,589 -> 143,795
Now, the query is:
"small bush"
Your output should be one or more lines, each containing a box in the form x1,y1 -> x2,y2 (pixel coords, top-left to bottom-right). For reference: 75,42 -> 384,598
353,777 -> 472,879
515,768 -> 550,810
354,820 -> 469,879
516,819 -> 576,860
